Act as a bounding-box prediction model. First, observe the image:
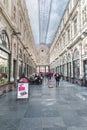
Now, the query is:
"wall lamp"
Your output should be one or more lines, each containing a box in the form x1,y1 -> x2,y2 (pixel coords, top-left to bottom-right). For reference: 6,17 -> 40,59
83,31 -> 87,35
29,54 -> 32,57
23,46 -> 28,50
12,31 -> 21,35
81,30 -> 87,39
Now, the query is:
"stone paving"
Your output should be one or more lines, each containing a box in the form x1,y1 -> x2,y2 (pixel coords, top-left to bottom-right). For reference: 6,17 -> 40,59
0,78 -> 87,130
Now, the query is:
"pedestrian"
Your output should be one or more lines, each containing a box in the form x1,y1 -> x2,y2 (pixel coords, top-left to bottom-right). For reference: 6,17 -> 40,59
55,73 -> 61,87
60,72 -> 63,80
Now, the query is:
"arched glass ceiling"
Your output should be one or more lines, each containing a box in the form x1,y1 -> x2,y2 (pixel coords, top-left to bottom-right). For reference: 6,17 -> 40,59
39,0 -> 52,44
26,0 -> 68,45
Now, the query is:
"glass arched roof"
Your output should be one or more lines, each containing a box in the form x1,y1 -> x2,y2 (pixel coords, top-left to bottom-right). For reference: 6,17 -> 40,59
26,0 -> 68,45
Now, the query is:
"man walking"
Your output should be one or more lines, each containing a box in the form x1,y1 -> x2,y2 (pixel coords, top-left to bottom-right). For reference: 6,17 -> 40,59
55,73 -> 61,87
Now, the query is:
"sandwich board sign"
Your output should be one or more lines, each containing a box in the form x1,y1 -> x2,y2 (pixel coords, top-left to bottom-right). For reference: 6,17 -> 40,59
17,77 -> 29,99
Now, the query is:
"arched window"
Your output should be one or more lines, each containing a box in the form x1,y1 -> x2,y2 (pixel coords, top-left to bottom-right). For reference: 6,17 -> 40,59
73,48 -> 79,60
0,30 -> 9,49
67,53 -> 71,62
62,56 -> 65,64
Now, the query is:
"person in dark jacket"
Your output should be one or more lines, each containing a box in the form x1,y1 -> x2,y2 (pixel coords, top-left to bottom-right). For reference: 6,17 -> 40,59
55,73 -> 61,87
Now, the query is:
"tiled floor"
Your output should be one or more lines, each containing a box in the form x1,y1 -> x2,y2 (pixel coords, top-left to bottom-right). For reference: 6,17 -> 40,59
0,78 -> 87,130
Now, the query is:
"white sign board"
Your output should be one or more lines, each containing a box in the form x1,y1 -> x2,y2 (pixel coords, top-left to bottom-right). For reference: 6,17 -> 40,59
17,83 -> 28,99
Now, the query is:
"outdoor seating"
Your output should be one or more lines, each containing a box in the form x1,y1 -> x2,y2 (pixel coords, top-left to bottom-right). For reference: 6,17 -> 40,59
29,74 -> 43,85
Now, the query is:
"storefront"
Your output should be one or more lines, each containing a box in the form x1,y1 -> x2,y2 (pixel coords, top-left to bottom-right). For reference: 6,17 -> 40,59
0,50 -> 10,85
73,60 -> 80,79
63,64 -> 67,80
67,62 -> 71,81
57,66 -> 60,74
83,60 -> 87,86
19,49 -> 23,78
67,54 -> 71,81
19,60 -> 23,78
27,64 -> 29,77
0,30 -> 10,89
73,49 -> 80,84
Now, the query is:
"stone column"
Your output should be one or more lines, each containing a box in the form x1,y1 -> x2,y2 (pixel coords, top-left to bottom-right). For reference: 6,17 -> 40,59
10,35 -> 14,82
17,41 -> 19,79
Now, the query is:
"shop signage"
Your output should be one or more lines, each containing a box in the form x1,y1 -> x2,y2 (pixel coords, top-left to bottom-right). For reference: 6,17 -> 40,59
17,77 -> 29,99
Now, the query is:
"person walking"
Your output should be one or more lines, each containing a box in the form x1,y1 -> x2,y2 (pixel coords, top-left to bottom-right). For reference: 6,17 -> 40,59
55,73 -> 61,87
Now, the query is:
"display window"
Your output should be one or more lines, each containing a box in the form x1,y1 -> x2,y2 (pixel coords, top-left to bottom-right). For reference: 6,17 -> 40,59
0,50 -> 9,85
19,61 -> 23,78
67,63 -> 71,77
0,30 -> 10,85
84,64 -> 87,80
58,66 -> 60,73
83,60 -> 87,77
67,53 -> 71,77
64,64 -> 67,76
24,63 -> 26,74
73,60 -> 80,79
73,48 -> 80,79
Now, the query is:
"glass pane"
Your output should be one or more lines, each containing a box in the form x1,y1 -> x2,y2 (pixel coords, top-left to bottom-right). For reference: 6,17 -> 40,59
67,63 -> 71,77
73,60 -> 80,78
0,50 -> 9,85
19,61 -> 23,77
85,64 -> 87,80
46,66 -> 48,72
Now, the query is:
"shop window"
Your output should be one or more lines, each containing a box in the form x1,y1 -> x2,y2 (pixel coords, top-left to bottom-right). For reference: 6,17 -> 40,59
67,63 -> 71,77
73,49 -> 80,78
67,53 -> 71,62
0,50 -> 9,85
24,63 -> 26,75
19,61 -> 23,78
73,60 -> 80,79
64,64 -> 67,76
67,54 -> 71,77
0,30 -> 10,85
84,45 -> 87,54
